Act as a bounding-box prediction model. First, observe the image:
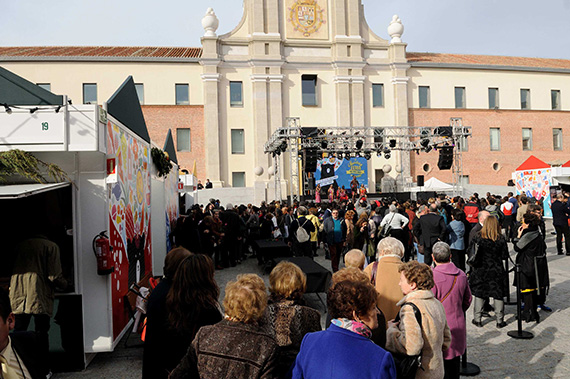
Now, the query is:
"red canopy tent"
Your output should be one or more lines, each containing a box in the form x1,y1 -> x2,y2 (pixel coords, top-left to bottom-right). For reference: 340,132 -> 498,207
516,155 -> 550,171
562,160 -> 570,168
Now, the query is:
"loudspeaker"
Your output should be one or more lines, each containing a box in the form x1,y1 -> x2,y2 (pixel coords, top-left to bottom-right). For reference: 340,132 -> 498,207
307,177 -> 316,190
437,147 -> 454,170
303,148 -> 318,172
434,126 -> 453,137
417,175 -> 424,187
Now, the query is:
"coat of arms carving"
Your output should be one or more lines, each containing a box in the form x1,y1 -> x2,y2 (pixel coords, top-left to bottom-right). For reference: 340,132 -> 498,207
288,0 -> 326,37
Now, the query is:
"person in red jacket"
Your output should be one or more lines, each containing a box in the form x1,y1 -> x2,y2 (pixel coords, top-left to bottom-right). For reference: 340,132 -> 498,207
463,196 -> 480,225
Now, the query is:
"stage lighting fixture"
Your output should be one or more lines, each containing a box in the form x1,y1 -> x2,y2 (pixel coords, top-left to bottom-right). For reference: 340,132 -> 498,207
376,151 -> 382,157
389,139 -> 396,148
364,151 -> 371,160
420,138 -> 430,148
355,139 -> 363,150
424,146 -> 432,153
321,140 -> 328,149
384,152 -> 391,160
337,152 -> 343,159
280,140 -> 288,152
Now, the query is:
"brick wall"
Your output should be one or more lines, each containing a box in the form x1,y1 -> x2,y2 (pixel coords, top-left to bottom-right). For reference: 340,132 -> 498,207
409,108 -> 570,185
142,105 -> 205,178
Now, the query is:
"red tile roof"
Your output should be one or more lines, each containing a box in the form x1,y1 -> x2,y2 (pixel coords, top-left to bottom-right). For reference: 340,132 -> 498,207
0,46 -> 202,59
1,47 -> 569,70
407,52 -> 570,70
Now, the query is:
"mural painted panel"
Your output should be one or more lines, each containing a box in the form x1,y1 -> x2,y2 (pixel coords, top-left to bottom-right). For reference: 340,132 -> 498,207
107,121 -> 152,339
515,168 -> 552,218
165,167 -> 179,253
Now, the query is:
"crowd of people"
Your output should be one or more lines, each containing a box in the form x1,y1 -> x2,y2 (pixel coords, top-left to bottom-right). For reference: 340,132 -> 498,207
0,178 -> 567,379
136,189 -> 570,378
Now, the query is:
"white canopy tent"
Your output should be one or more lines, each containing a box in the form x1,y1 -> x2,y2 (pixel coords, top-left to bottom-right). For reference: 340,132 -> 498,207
410,177 -> 454,192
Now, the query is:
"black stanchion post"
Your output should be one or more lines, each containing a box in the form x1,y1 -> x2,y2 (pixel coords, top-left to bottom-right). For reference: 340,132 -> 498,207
460,348 -> 480,376
507,263 -> 533,340
504,258 -> 516,305
460,311 -> 480,376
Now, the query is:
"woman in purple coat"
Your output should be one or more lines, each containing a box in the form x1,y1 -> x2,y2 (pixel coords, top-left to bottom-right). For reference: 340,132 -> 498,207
431,242 -> 472,379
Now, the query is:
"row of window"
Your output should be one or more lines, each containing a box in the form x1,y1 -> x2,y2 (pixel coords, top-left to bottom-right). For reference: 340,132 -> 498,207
177,126 -> 563,154
419,86 -> 562,110
38,82 -> 190,105
37,79 -> 565,111
176,128 -> 245,154
489,128 -> 563,151
38,82 -> 245,107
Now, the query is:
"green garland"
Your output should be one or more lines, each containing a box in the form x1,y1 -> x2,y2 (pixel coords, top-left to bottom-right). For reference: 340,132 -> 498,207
0,149 -> 70,183
151,147 -> 172,178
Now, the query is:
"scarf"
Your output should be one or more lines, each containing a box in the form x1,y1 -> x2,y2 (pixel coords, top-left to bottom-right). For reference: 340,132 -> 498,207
331,318 -> 372,338
516,230 -> 540,250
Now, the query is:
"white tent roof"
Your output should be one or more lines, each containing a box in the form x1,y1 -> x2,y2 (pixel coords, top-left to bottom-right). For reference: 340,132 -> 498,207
410,177 -> 454,192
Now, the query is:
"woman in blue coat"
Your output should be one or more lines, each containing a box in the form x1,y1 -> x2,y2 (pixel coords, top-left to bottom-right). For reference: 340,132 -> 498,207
292,278 -> 396,379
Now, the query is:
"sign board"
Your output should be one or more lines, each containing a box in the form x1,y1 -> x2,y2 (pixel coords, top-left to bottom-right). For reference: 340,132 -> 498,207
177,182 -> 185,192
0,110 -> 66,149
106,157 -> 117,184
316,175 -> 338,186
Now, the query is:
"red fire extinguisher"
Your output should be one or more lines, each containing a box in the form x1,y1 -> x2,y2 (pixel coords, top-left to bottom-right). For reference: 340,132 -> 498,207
93,231 -> 115,275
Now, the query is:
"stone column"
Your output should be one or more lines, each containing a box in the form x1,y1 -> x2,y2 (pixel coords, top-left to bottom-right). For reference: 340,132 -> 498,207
201,34 -> 223,187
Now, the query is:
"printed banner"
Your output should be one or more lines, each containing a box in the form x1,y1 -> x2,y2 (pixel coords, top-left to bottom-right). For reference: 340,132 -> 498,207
315,157 -> 368,191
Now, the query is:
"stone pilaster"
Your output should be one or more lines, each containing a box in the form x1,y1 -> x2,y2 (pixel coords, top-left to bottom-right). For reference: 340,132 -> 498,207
201,36 -> 223,187
389,42 -> 411,189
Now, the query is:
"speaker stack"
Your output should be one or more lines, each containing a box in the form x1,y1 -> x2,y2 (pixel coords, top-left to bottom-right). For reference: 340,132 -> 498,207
437,147 -> 454,170
417,175 -> 424,187
303,148 -> 319,173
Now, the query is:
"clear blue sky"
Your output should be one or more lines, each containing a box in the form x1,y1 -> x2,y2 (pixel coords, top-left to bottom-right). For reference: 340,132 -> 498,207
2,0 -> 570,59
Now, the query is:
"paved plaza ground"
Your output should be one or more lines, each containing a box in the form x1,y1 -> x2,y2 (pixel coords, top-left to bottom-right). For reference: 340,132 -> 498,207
54,224 -> 570,378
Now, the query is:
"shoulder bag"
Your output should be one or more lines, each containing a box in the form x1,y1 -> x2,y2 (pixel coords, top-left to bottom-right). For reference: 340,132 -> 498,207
466,240 -> 480,267
391,302 -> 423,379
380,213 -> 396,239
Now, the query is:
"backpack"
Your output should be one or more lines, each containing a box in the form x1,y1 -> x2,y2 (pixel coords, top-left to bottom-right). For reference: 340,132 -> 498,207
296,218 -> 310,243
489,208 -> 505,224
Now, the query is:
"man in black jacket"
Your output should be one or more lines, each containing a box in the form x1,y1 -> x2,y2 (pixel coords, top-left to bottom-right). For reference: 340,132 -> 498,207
413,203 -> 447,266
0,287 -> 46,379
551,194 -> 570,255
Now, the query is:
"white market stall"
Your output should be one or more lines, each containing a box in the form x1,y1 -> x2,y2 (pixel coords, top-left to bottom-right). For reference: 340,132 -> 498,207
0,67 -> 179,371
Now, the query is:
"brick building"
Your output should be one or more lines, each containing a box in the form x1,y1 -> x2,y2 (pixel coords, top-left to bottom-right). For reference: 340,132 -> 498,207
2,0 -> 569,202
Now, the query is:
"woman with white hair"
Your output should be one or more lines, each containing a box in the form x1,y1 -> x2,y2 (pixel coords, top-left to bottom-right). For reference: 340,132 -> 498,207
363,237 -> 405,328
380,205 -> 409,253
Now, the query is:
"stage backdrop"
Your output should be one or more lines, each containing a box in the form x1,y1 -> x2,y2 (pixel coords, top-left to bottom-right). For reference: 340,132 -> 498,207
315,157 -> 368,190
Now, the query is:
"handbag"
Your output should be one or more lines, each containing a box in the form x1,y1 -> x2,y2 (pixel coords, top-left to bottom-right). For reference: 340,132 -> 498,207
466,240 -> 480,267
391,302 -> 423,379
380,213 -> 396,239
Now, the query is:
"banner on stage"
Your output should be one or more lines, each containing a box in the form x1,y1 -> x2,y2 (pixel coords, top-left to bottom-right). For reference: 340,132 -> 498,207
315,157 -> 368,189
